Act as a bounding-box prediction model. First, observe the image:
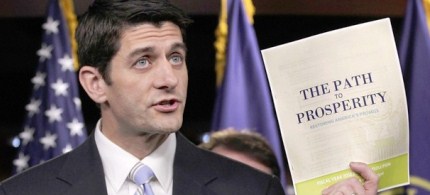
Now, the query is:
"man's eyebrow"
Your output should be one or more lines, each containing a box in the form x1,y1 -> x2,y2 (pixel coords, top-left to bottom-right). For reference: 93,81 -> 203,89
128,46 -> 154,59
171,42 -> 187,53
127,42 -> 186,59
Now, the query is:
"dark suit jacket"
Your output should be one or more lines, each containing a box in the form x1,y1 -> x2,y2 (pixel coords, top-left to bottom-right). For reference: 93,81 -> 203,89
0,133 -> 285,195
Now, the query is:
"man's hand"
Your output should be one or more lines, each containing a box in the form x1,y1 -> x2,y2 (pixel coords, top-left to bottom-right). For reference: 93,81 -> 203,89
322,162 -> 379,195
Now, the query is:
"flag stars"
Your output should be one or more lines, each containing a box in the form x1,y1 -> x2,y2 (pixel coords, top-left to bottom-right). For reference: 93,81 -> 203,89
58,54 -> 74,72
19,126 -> 35,145
62,144 -> 73,154
16,0 -> 89,173
45,104 -> 63,123
37,43 -> 53,62
13,153 -> 30,173
31,72 -> 46,90
40,132 -> 57,150
51,79 -> 69,96
73,97 -> 82,110
39,132 -> 57,150
67,118 -> 84,136
25,99 -> 41,117
42,17 -> 59,34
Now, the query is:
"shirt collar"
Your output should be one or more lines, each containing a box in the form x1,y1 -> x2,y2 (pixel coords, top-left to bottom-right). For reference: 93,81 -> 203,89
142,132 -> 176,191
94,119 -> 176,193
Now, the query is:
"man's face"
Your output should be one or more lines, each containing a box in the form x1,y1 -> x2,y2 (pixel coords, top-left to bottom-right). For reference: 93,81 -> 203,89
103,22 -> 188,135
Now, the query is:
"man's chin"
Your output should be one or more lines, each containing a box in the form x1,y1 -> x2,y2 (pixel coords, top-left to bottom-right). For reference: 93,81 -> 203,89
155,121 -> 183,134
162,127 -> 180,134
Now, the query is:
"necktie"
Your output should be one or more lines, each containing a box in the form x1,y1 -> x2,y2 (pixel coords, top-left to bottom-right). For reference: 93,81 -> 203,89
129,163 -> 155,195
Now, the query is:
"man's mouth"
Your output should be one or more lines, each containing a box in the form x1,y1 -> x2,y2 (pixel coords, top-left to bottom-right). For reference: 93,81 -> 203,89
159,99 -> 176,105
153,99 -> 180,112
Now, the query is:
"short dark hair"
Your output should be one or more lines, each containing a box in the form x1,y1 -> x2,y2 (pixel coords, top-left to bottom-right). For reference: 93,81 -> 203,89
76,0 -> 193,84
199,129 -> 281,177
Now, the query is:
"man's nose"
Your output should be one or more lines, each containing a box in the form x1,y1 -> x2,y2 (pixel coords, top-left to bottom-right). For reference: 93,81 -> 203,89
153,58 -> 179,90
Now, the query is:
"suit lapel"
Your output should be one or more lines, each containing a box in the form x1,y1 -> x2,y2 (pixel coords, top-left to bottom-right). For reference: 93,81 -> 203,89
172,133 -> 218,195
57,133 -> 108,195
54,132 -> 218,195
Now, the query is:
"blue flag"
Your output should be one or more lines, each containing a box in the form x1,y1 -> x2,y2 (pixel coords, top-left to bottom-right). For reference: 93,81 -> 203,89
399,0 -> 430,193
13,0 -> 87,173
211,0 -> 288,187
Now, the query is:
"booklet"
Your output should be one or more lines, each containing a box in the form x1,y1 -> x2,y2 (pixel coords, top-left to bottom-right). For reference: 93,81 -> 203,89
261,18 -> 409,194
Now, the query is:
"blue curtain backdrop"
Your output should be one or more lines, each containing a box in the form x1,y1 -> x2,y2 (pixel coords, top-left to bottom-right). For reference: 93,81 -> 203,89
399,0 -> 430,193
211,0 -> 288,187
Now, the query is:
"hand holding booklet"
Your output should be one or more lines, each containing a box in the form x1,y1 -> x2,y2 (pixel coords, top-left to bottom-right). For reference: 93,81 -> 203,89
261,18 -> 409,194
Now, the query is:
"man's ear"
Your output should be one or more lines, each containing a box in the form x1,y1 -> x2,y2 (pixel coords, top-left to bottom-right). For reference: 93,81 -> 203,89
79,66 -> 107,104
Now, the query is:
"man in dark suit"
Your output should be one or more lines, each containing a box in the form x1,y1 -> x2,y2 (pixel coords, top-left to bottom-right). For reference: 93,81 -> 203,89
0,0 -> 378,195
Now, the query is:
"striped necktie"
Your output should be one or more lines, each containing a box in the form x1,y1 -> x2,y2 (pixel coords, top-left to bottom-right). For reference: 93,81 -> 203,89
129,163 -> 155,195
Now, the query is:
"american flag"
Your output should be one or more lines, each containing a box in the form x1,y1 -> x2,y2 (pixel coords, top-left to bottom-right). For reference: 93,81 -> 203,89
13,0 -> 87,173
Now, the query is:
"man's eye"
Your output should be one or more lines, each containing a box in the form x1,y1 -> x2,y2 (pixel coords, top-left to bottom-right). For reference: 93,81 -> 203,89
170,56 -> 183,65
135,58 -> 149,68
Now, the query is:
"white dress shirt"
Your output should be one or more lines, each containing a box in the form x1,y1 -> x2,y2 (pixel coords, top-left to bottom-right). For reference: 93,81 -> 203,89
94,120 -> 176,195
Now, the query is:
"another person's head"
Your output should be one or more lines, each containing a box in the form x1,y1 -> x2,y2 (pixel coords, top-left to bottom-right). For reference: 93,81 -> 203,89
76,0 -> 193,137
199,128 -> 280,177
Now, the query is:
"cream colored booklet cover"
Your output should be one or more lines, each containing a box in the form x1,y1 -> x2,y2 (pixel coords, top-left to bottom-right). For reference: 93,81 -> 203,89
261,18 -> 409,194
